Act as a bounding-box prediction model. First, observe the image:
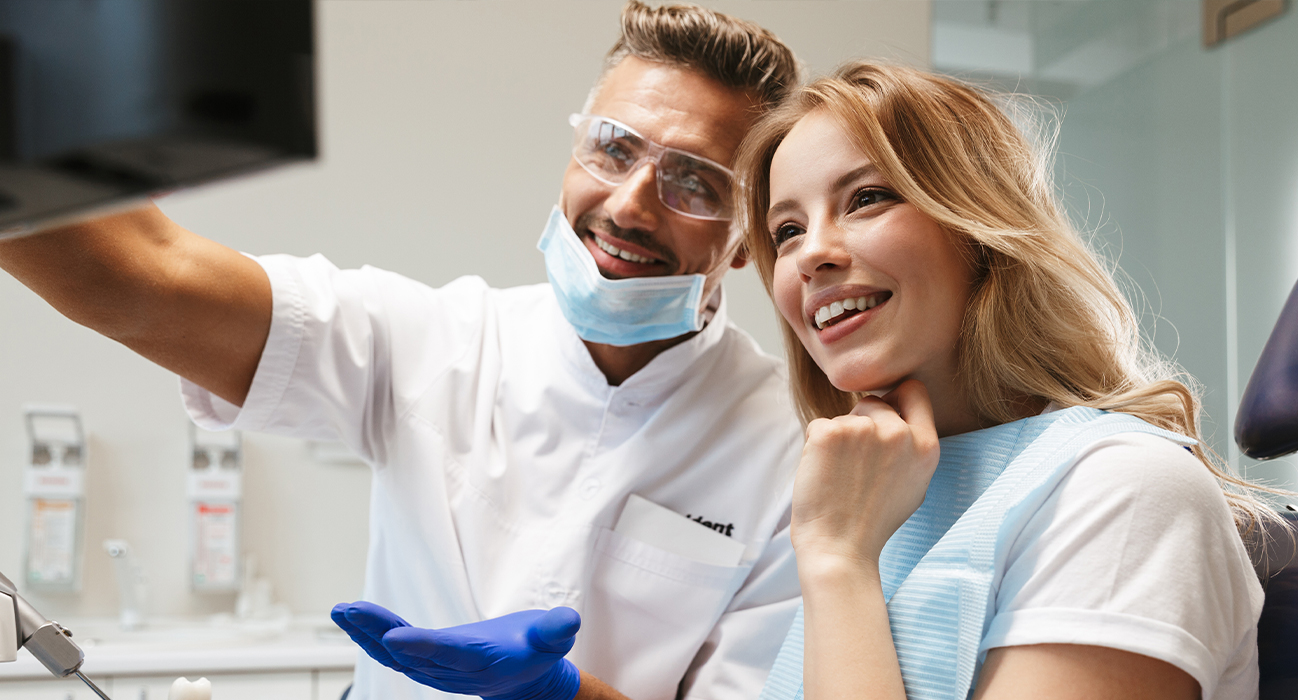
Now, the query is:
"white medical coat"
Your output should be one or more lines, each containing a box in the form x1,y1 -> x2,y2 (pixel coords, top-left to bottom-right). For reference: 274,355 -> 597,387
182,254 -> 805,700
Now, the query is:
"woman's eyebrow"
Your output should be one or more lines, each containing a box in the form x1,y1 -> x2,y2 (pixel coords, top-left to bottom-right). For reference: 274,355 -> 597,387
832,164 -> 881,192
765,164 -> 883,222
767,199 -> 799,222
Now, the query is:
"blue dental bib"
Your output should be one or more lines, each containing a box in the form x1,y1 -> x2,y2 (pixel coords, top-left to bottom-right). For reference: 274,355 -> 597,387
759,406 -> 1194,700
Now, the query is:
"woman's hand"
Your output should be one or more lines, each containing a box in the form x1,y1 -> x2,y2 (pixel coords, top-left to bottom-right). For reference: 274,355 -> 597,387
790,379 -> 940,568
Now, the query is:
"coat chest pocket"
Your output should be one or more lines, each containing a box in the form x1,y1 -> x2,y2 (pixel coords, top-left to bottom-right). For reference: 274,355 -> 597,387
573,527 -> 753,700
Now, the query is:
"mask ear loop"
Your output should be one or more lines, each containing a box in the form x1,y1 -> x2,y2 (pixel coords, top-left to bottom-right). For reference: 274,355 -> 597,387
692,221 -> 746,330
698,285 -> 724,327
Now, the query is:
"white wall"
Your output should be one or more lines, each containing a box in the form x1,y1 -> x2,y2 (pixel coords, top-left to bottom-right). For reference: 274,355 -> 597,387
0,1 -> 931,620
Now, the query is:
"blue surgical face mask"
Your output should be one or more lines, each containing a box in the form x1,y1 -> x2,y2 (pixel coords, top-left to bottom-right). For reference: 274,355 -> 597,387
538,206 -> 706,347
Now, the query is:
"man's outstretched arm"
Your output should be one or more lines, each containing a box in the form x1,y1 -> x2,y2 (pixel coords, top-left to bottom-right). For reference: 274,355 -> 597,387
0,203 -> 272,406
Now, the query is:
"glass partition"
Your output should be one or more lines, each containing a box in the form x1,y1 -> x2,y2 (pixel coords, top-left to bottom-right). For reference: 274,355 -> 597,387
932,0 -> 1298,493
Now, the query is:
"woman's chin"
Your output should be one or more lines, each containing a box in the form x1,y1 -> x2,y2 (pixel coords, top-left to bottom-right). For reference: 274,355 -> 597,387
828,377 -> 899,396
815,355 -> 898,394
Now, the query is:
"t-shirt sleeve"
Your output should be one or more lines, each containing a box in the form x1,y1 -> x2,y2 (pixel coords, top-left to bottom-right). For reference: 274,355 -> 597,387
181,253 -> 490,464
980,432 -> 1263,699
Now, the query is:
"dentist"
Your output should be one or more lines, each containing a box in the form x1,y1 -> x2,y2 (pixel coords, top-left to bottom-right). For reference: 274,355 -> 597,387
0,3 -> 803,700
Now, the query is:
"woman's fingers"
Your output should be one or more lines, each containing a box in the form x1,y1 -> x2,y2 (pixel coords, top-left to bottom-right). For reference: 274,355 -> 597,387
850,380 -> 932,424
848,381 -> 937,446
848,394 -> 888,416
887,380 -> 938,444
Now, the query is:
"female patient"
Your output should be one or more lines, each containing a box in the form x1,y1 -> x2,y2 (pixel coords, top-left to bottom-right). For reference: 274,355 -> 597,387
735,62 -> 1275,700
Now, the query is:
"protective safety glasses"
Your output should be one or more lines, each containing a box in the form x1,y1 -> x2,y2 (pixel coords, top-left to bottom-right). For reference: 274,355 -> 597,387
568,113 -> 734,221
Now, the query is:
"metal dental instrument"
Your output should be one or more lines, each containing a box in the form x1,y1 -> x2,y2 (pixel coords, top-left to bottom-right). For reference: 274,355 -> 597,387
1,569 -> 113,699
75,669 -> 112,699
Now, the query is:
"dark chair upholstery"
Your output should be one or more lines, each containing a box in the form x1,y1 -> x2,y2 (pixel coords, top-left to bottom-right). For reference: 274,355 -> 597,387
1237,278 -> 1298,697
1256,514 -> 1298,700
1237,279 -> 1298,459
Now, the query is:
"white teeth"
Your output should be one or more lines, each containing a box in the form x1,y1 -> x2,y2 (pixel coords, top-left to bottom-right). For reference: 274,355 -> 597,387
814,295 -> 884,330
169,677 -> 212,700
594,237 -> 654,264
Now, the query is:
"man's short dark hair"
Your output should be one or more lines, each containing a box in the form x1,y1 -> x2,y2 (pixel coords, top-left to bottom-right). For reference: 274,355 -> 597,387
601,0 -> 800,109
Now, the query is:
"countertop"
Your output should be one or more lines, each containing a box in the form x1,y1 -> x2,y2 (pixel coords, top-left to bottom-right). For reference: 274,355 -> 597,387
0,617 -> 358,680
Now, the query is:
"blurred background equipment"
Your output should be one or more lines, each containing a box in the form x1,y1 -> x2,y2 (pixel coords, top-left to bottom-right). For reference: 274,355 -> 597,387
0,0 -> 315,238
1,568 -> 113,698
188,427 -> 242,594
102,540 -> 146,633
22,406 -> 86,593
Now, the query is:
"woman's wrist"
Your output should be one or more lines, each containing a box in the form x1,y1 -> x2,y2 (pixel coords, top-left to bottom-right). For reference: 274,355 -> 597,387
795,547 -> 882,590
792,527 -> 887,571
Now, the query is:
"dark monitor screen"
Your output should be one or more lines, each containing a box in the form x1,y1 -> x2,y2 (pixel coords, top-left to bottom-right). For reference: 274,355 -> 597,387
0,0 -> 315,237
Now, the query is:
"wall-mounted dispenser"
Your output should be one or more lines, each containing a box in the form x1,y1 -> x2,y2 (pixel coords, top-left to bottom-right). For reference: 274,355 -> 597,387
188,425 -> 242,592
22,406 -> 86,593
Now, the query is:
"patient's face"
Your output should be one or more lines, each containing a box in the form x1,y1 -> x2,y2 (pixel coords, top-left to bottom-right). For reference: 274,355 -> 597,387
765,110 -> 973,396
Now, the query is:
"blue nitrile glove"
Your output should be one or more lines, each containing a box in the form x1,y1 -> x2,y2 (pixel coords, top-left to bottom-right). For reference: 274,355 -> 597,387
331,600 -> 582,700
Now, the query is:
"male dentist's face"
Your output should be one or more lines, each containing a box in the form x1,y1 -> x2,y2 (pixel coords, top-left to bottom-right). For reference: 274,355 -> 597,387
561,56 -> 756,293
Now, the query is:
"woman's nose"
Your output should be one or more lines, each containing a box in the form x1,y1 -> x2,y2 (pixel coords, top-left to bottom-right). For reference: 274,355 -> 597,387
604,162 -> 661,232
795,219 -> 851,278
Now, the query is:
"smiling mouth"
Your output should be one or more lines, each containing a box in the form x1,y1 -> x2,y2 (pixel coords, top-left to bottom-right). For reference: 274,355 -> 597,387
813,292 -> 891,330
593,235 -> 660,265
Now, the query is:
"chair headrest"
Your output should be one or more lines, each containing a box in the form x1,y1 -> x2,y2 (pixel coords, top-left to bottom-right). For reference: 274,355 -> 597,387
1237,279 -> 1298,459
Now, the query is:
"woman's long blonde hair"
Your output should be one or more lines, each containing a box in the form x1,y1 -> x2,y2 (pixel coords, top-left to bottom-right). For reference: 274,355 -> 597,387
735,61 -> 1281,534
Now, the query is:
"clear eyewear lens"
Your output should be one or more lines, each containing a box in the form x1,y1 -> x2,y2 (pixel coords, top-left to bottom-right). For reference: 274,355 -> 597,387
574,118 -> 643,176
658,152 -> 731,219
570,115 -> 732,221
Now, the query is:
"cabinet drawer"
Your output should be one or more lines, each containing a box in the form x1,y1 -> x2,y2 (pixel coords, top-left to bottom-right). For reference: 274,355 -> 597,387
111,672 -> 312,700
0,677 -> 111,700
314,670 -> 353,700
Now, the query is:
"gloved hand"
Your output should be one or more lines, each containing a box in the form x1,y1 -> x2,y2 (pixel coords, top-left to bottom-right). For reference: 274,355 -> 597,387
331,600 -> 582,700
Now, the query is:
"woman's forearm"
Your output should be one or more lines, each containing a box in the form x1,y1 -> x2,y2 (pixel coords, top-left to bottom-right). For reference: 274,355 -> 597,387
799,555 -> 906,700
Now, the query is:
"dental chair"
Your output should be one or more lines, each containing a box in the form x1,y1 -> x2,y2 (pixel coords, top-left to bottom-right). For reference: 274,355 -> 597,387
1235,278 -> 1298,700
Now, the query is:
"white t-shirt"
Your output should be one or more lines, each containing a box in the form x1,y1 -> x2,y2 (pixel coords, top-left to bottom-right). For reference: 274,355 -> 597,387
982,431 -> 1263,699
182,254 -> 805,700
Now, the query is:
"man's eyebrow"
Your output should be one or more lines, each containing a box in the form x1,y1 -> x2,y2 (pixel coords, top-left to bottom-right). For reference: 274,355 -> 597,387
765,164 -> 883,223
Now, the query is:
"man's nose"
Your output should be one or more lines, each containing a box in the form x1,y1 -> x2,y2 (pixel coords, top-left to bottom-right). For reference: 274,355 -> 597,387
795,219 -> 851,279
604,161 -> 662,232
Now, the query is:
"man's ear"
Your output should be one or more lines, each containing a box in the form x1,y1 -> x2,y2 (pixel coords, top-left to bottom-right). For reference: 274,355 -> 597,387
729,246 -> 749,270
